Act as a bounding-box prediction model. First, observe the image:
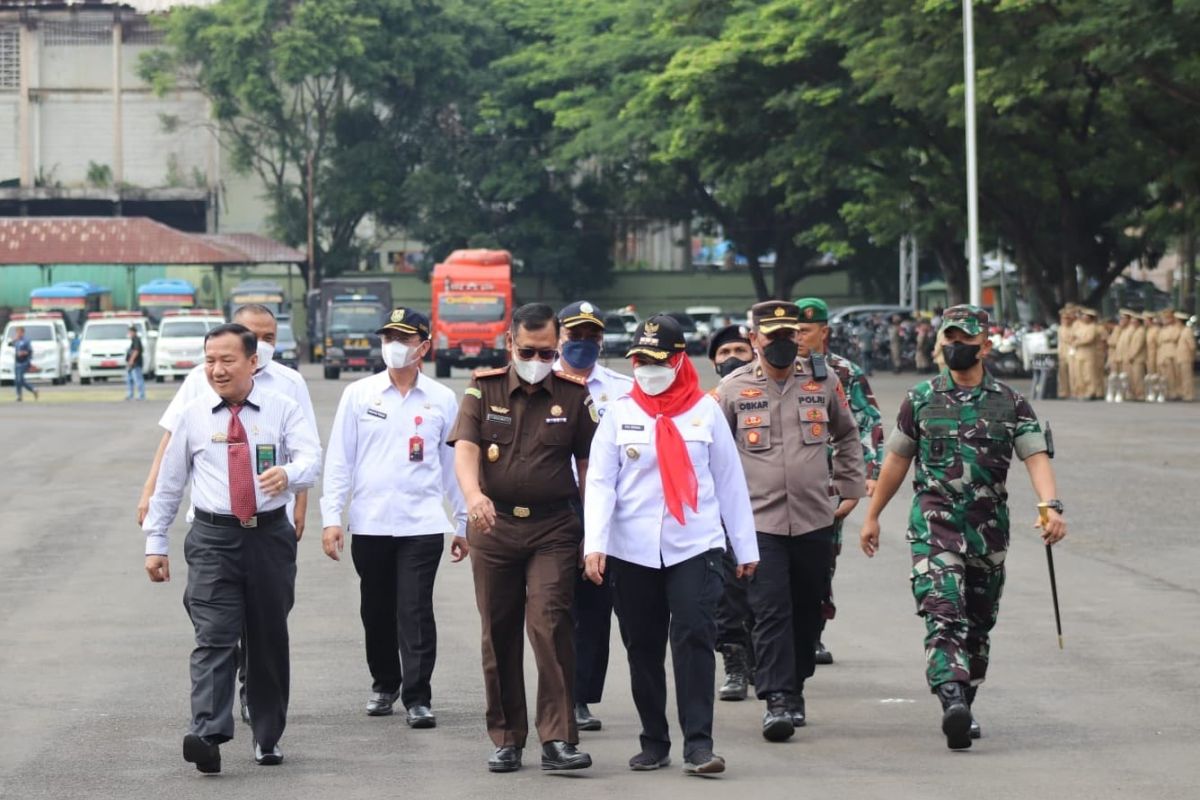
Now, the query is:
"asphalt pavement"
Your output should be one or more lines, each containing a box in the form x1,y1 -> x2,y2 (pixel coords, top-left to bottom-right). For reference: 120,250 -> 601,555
0,363 -> 1197,799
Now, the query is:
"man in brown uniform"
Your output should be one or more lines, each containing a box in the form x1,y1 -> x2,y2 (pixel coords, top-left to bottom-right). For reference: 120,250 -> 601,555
1156,310 -> 1181,400
715,301 -> 866,743
1124,312 -> 1147,401
1071,309 -> 1101,399
1056,306 -> 1075,400
449,303 -> 599,773
1146,312 -> 1162,400
1173,313 -> 1196,401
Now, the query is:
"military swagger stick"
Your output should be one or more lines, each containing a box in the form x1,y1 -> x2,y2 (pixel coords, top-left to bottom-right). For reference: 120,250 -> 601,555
1038,502 -> 1064,650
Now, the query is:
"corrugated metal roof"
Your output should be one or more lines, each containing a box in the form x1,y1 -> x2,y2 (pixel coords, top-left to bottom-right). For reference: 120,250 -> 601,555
199,233 -> 305,264
0,217 -> 296,265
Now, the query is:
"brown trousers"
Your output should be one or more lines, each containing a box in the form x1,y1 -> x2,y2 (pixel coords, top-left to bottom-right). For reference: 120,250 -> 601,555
469,509 -> 580,748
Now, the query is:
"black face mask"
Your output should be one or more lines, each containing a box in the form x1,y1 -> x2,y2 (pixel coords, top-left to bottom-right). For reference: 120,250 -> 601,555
762,338 -> 799,369
943,342 -> 982,371
715,356 -> 751,378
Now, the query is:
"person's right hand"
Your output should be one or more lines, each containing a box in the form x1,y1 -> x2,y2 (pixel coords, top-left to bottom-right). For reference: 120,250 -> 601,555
584,552 -> 606,586
136,489 -> 152,526
467,493 -> 497,535
860,518 -> 881,557
322,526 -> 345,561
145,556 -> 170,582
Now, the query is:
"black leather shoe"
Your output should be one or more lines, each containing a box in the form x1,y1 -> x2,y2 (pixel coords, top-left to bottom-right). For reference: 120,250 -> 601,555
366,690 -> 400,716
240,699 -> 251,725
540,740 -> 592,771
787,693 -> 807,728
970,715 -> 982,739
761,693 -> 795,742
814,641 -> 834,665
254,741 -> 283,766
488,746 -> 523,773
935,681 -> 972,750
406,704 -> 437,729
182,733 -> 221,774
628,750 -> 671,771
965,685 -> 981,739
574,703 -> 602,731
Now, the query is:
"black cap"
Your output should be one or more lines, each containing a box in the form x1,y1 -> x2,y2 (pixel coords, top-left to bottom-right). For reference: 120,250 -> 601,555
375,307 -> 431,340
707,323 -> 751,361
751,300 -> 802,333
626,314 -> 686,364
558,301 -> 604,329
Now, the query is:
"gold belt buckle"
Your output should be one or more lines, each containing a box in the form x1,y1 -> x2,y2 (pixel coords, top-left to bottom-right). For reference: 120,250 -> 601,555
240,516 -> 258,529
513,506 -> 531,518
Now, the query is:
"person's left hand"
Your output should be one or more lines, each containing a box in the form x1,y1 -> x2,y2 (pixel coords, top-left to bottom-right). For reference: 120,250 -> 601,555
293,512 -> 305,541
450,536 -> 469,562
258,466 -> 289,497
736,561 -> 759,580
834,497 -> 859,520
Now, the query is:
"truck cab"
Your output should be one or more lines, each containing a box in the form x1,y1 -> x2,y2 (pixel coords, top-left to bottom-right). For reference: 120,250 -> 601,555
430,250 -> 514,378
322,293 -> 386,380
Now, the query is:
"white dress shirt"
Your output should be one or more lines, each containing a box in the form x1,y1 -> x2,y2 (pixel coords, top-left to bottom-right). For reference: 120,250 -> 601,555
584,393 -> 759,569
143,382 -> 323,556
320,371 -> 468,537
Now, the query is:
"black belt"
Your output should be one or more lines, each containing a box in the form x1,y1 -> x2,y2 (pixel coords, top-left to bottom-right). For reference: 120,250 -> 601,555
194,506 -> 288,529
493,498 -> 574,520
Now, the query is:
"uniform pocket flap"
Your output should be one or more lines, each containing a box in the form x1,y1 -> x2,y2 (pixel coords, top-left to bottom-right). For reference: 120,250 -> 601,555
799,407 -> 829,424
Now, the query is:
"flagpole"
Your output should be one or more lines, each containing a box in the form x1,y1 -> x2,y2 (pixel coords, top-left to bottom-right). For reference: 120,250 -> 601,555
963,0 -> 982,307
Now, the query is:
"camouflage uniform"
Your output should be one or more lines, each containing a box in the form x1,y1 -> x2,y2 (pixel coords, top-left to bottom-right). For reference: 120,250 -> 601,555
822,351 -> 884,621
886,370 -> 1049,688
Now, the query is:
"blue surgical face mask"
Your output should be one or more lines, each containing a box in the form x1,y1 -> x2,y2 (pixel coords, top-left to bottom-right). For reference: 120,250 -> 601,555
561,339 -> 601,370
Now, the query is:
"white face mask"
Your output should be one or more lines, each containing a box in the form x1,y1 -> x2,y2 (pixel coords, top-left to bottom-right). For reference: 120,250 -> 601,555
383,340 -> 419,370
634,363 -> 676,396
513,356 -> 553,385
255,340 -> 275,373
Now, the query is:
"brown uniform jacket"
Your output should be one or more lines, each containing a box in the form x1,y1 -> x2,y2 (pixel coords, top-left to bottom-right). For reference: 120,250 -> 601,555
716,358 -> 866,537
448,366 -> 598,506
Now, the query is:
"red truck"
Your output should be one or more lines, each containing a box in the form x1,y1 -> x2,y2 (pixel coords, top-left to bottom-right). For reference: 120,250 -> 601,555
430,249 -> 514,378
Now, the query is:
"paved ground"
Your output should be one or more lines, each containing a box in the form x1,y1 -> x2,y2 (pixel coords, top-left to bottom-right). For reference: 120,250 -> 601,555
0,363 -> 1197,799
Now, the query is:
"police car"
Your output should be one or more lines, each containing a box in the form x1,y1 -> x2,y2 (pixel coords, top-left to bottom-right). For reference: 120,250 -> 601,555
0,313 -> 72,385
154,309 -> 226,382
78,311 -> 156,384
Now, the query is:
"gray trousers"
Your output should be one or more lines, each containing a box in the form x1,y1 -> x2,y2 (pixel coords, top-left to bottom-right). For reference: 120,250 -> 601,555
183,515 -> 297,747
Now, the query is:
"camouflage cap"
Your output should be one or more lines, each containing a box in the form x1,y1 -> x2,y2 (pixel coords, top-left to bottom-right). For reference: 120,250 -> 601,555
792,297 -> 829,323
939,304 -> 988,336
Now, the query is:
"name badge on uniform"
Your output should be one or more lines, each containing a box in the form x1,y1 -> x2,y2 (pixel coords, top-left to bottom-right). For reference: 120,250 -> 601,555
367,408 -> 387,420
211,432 -> 228,443
545,416 -> 568,424
486,412 -> 512,425
621,423 -> 645,431
409,435 -> 424,463
255,444 -> 277,475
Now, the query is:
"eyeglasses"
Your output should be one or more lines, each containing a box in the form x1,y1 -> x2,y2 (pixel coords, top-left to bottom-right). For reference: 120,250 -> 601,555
515,347 -> 558,361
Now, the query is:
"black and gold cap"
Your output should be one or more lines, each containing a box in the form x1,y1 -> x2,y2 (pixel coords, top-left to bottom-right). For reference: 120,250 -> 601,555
376,307 -> 430,340
558,300 -> 604,329
626,314 -> 686,364
751,300 -> 802,333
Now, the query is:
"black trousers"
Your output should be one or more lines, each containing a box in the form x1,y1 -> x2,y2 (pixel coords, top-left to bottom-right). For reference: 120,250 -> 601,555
572,574 -> 612,704
715,539 -> 753,650
748,529 -> 835,700
350,533 -> 445,709
183,515 -> 296,748
610,549 -> 724,761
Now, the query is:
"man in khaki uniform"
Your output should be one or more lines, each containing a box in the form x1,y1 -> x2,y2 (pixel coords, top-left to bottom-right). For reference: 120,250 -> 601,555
715,301 -> 866,742
1173,313 -> 1196,401
1156,310 -> 1181,400
1124,313 -> 1147,401
1108,315 -> 1127,394
1071,309 -> 1102,400
1146,312 -> 1162,399
1056,306 -> 1075,400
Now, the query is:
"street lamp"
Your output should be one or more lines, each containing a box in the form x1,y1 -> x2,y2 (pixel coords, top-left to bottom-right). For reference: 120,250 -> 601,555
963,0 -> 982,306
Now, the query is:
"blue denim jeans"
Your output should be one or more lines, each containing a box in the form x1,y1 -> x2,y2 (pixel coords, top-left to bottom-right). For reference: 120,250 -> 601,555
126,366 -> 146,399
14,362 -> 36,399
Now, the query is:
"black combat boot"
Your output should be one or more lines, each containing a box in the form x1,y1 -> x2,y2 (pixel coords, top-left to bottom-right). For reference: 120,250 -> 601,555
719,644 -> 749,701
965,685 -> 981,740
935,681 -> 972,750
761,693 -> 795,742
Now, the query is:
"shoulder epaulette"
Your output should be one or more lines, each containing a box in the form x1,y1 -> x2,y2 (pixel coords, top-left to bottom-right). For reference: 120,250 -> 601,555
473,366 -> 509,378
553,370 -> 587,386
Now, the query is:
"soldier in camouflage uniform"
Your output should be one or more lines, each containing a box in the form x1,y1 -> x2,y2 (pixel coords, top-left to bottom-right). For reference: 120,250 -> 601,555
859,305 -> 1068,751
794,298 -> 884,665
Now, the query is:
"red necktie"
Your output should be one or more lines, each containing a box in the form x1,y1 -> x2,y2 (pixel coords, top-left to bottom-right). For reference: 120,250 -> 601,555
227,404 -> 257,522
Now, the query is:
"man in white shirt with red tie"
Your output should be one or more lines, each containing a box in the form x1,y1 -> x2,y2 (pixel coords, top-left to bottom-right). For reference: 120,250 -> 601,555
143,323 -> 321,774
320,307 -> 469,728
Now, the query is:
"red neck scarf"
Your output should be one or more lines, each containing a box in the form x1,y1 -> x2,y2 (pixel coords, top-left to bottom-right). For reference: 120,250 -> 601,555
629,353 -> 706,525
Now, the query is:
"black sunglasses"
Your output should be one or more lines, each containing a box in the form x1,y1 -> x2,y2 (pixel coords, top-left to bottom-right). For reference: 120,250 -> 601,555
515,347 -> 558,361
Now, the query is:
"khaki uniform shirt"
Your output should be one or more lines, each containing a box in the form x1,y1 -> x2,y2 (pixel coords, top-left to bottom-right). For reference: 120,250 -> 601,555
716,359 -> 866,537
448,366 -> 598,506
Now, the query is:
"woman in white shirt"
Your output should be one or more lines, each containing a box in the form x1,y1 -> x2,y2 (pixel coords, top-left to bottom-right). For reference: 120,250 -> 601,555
583,314 -> 758,777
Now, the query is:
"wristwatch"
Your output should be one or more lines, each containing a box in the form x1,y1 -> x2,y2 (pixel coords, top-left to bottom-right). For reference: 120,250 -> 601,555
1044,499 -> 1065,514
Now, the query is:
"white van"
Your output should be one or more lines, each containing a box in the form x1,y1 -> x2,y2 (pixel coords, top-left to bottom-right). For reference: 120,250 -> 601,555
78,312 -> 156,384
154,309 -> 226,382
0,314 -> 72,385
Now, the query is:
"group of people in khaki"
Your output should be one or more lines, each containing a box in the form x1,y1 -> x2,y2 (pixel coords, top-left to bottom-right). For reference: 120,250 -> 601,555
1058,304 -> 1194,401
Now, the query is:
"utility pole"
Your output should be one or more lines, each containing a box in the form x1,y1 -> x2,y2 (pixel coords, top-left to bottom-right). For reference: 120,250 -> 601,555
963,0 -> 982,306
306,152 -> 316,290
